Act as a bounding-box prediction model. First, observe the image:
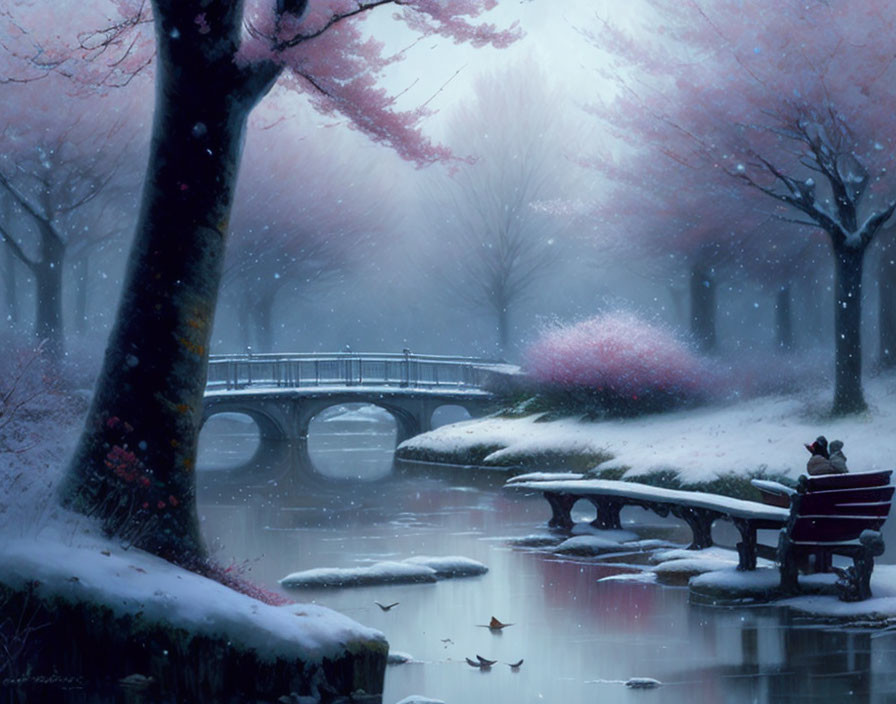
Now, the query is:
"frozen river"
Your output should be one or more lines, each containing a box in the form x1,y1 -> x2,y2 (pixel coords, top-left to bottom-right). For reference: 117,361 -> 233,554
197,408 -> 896,704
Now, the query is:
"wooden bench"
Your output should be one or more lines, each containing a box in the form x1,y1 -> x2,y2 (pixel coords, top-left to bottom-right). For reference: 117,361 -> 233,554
504,475 -> 790,570
770,470 -> 893,601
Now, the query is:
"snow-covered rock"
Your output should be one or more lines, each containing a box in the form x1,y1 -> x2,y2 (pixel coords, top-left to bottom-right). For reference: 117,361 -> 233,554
402,555 -> 488,578
506,534 -> 562,547
281,556 -> 488,588
387,651 -> 414,665
280,561 -> 438,588
625,677 -> 662,689
554,535 -> 628,556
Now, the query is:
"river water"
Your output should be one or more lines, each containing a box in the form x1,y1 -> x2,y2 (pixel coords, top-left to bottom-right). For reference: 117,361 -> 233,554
196,409 -> 896,704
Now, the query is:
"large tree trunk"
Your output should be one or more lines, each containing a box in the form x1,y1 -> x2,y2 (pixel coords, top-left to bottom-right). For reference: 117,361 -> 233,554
878,237 -> 896,370
689,263 -> 716,353
3,244 -> 17,327
832,247 -> 867,415
774,284 -> 794,352
59,2 -> 269,564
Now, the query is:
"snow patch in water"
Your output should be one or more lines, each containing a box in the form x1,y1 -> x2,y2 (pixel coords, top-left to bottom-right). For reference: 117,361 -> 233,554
280,556 -> 488,588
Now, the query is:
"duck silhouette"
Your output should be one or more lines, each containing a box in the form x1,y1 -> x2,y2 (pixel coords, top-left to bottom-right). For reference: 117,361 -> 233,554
478,616 -> 513,630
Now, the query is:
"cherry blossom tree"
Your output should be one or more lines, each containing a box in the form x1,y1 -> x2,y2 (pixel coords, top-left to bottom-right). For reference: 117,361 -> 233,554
585,0 -> 896,414
3,0 -> 518,563
585,144 -> 758,353
524,311 -> 716,415
424,61 -> 577,357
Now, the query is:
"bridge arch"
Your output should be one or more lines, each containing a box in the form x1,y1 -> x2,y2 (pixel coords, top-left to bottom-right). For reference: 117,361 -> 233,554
201,352 -> 513,479
202,402 -> 293,442
294,397 -> 423,447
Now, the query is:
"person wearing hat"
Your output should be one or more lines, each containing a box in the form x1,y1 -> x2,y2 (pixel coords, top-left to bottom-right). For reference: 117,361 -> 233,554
805,435 -> 838,475
828,439 -> 849,474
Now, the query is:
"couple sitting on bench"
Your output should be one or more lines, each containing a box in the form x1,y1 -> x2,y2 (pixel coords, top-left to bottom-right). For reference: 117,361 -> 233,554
804,435 -> 848,475
771,435 -> 891,601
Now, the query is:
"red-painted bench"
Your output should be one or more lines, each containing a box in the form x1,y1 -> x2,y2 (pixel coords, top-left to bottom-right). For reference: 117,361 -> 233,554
770,470 -> 893,601
507,469 -> 893,600
504,475 -> 790,570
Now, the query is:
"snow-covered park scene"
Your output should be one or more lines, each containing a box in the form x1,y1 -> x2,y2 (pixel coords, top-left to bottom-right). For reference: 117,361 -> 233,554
5,1 -> 896,702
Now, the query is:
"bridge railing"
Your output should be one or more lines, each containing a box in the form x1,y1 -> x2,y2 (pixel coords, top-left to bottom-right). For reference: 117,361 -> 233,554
206,352 -> 506,391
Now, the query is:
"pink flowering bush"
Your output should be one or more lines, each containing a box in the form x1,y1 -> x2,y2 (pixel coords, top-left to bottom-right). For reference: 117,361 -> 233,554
524,312 -> 717,416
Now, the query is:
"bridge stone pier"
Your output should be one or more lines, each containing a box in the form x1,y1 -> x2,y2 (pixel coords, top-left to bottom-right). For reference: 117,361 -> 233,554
200,352 -> 509,478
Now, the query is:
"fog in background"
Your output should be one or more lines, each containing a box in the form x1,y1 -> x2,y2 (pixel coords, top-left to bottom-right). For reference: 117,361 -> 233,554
3,0 -> 880,372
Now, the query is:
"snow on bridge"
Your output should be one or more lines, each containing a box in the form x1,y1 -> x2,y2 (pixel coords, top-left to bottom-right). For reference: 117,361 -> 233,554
202,353 -> 514,466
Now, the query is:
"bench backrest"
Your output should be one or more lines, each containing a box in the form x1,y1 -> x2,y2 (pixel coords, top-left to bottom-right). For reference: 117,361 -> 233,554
790,470 -> 894,543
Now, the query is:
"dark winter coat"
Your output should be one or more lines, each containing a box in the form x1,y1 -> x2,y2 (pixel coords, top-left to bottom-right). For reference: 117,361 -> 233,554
828,440 -> 848,473
807,454 -> 841,476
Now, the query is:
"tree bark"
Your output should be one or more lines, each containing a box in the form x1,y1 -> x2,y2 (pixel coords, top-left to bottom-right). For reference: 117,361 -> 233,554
774,284 -> 794,352
250,287 -> 278,353
689,263 -> 716,353
59,1 -> 274,564
878,238 -> 896,370
496,304 -> 510,360
236,296 -> 252,352
2,244 -> 17,326
33,224 -> 65,361
832,247 -> 867,414
73,256 -> 89,336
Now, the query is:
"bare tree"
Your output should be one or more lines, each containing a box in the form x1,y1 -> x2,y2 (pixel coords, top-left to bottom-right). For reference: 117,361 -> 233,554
0,82 -> 132,361
221,121 -> 389,352
424,61 -> 578,357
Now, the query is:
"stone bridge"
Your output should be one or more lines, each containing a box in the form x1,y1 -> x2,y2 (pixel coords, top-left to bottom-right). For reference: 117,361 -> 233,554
201,352 -> 511,476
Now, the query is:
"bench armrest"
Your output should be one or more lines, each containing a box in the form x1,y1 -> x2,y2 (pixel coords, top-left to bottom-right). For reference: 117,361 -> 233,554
751,479 -> 796,508
751,479 -> 796,495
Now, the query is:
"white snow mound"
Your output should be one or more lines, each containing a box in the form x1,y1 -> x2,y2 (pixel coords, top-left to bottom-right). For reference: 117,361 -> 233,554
0,535 -> 384,663
280,561 -> 437,588
402,555 -> 488,577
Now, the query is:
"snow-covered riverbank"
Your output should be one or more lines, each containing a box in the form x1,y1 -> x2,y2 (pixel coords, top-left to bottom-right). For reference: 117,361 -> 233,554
400,373 -> 896,624
399,373 -> 896,487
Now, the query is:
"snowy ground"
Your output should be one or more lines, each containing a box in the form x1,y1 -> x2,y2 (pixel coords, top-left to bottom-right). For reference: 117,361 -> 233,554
1,526 -> 386,662
0,374 -> 389,700
400,373 -> 896,623
400,373 -> 896,485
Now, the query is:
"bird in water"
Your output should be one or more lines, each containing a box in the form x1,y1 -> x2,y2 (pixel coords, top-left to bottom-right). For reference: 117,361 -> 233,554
375,601 -> 399,611
507,659 -> 524,670
478,616 -> 513,630
476,655 -> 497,667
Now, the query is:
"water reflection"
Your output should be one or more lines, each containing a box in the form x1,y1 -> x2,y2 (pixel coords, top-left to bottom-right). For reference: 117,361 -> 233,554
307,403 -> 397,480
196,426 -> 896,704
197,412 -> 261,469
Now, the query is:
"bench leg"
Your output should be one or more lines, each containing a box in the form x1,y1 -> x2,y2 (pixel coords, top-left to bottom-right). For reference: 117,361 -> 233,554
777,533 -> 799,595
732,518 -> 757,570
671,506 -> 716,550
834,531 -> 885,601
544,492 -> 575,530
588,498 -> 622,530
